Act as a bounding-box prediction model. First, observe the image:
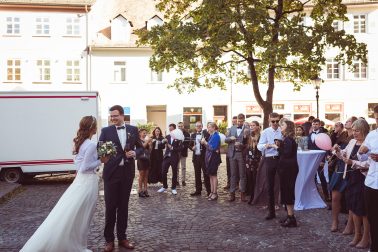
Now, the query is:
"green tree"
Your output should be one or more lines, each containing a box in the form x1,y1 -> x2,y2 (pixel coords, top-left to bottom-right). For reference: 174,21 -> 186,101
137,0 -> 367,128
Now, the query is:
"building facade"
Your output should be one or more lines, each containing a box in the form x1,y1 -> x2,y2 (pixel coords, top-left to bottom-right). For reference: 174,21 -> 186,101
1,0 -> 377,133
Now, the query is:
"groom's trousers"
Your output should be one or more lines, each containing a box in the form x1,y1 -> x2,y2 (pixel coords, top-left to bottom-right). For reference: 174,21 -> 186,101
104,164 -> 135,242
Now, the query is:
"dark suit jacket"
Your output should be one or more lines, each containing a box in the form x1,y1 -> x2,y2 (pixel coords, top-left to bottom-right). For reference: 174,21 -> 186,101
307,128 -> 325,150
163,135 -> 183,159
180,130 -> 191,157
189,130 -> 210,161
99,124 -> 143,181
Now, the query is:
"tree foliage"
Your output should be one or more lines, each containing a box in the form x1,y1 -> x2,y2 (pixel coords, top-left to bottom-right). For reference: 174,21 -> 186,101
136,0 -> 367,128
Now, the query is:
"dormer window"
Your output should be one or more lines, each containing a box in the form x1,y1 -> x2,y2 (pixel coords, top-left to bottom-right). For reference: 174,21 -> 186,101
111,14 -> 133,43
147,15 -> 163,31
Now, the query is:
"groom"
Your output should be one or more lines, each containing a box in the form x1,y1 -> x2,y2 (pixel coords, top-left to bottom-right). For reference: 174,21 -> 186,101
99,105 -> 142,251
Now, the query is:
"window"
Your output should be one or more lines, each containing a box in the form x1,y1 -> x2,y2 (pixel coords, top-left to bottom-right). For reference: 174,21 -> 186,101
35,17 -> 50,35
7,59 -> 21,81
151,70 -> 162,82
326,59 -> 340,79
213,105 -> 227,123
6,17 -> 20,35
113,61 -> 126,82
332,21 -> 340,31
353,60 -> 367,79
183,107 -> 202,130
147,15 -> 163,30
66,17 -> 80,35
36,60 -> 51,81
353,15 -> 366,33
66,60 -> 80,82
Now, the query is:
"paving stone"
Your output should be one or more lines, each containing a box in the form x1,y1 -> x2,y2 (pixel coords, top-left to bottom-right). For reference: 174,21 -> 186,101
0,154 -> 364,251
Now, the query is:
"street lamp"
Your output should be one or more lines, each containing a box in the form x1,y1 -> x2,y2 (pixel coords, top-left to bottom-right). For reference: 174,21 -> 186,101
312,77 -> 322,119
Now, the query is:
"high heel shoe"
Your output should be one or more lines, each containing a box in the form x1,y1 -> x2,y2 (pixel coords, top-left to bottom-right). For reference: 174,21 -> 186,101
208,193 -> 218,201
144,190 -> 150,197
207,193 -> 213,199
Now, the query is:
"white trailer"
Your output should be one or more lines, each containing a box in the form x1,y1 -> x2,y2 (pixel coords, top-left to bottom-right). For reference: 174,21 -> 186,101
0,91 -> 99,183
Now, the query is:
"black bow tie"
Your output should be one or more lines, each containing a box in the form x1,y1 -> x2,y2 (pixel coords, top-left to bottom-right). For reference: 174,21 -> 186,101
117,126 -> 125,130
312,131 -> 318,134
196,132 -> 202,135
237,126 -> 242,129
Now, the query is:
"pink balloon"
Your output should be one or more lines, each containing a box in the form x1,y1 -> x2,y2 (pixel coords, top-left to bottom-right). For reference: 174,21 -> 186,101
315,133 -> 332,151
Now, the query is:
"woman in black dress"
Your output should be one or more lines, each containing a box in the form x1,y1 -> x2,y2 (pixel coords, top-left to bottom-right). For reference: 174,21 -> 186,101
336,119 -> 370,248
148,127 -> 165,184
137,128 -> 152,197
276,120 -> 299,227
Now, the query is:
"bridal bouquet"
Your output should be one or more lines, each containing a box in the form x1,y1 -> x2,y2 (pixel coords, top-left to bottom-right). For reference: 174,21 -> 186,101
98,141 -> 117,157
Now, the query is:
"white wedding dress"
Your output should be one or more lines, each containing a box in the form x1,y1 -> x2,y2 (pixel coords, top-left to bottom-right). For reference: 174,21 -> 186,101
21,139 -> 100,252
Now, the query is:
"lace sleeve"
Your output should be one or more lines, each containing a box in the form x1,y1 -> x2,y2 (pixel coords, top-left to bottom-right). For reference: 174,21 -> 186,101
79,142 -> 101,172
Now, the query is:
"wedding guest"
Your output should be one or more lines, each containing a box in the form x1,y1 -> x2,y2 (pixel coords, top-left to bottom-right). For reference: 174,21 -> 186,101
335,119 -> 370,248
189,121 -> 211,196
137,128 -> 152,197
201,122 -> 222,201
257,112 -> 282,220
308,118 -> 329,201
148,127 -> 165,184
158,123 -> 183,195
360,105 -> 378,252
226,113 -> 249,202
21,116 -> 109,251
302,116 -> 315,136
277,120 -> 299,227
320,120 -> 329,133
328,122 -> 348,185
177,122 -> 190,186
329,116 -> 357,233
245,121 -> 261,203
224,116 -> 238,190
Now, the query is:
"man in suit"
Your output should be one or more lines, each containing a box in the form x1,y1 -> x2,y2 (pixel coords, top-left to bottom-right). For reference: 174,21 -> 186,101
225,113 -> 250,202
157,123 -> 183,195
99,105 -> 143,252
189,121 -> 211,196
177,122 -> 190,186
307,118 -> 329,201
224,116 -> 238,190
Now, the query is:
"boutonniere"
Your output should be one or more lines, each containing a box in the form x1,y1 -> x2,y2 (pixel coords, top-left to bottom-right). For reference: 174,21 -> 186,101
127,132 -> 131,139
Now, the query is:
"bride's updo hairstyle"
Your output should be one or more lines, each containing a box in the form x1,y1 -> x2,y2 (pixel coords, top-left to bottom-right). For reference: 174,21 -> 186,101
73,116 -> 97,154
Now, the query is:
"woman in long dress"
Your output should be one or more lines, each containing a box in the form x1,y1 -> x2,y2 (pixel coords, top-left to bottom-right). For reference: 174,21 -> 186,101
21,116 -> 108,252
148,127 -> 165,184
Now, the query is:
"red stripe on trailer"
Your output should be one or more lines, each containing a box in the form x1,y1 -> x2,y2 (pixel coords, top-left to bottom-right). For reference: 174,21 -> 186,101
0,96 -> 96,99
0,159 -> 74,166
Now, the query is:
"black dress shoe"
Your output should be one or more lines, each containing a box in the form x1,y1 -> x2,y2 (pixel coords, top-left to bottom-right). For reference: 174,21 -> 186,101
281,215 -> 297,227
265,213 -> 276,220
182,181 -> 186,186
190,191 -> 201,196
279,215 -> 289,224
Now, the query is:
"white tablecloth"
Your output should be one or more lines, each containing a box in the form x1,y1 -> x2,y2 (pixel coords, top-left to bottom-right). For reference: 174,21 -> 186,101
294,150 -> 327,210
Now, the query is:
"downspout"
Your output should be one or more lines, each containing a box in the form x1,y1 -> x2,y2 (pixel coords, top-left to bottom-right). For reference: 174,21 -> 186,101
85,4 -> 90,91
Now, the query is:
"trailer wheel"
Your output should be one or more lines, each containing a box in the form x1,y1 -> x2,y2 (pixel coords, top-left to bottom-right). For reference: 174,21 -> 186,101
2,168 -> 24,183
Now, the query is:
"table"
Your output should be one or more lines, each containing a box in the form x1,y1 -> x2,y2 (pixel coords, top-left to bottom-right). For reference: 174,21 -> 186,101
294,149 -> 327,210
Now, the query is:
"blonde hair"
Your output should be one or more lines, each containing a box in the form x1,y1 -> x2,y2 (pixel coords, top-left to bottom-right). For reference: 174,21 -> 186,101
352,119 -> 370,139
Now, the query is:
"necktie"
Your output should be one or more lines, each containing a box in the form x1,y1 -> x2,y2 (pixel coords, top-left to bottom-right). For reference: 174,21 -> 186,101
117,126 -> 125,130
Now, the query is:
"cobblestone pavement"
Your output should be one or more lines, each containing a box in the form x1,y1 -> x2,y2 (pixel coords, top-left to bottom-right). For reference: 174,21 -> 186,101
0,155 -> 366,252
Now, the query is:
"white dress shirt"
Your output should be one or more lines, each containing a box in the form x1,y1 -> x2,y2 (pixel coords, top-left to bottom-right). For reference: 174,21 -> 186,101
310,130 -> 320,143
363,129 -> 378,189
74,139 -> 100,174
116,124 -> 127,165
195,133 -> 202,155
257,127 -> 282,157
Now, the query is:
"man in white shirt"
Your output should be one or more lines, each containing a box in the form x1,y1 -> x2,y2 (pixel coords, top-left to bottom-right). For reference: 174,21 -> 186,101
360,105 -> 378,252
257,112 -> 282,220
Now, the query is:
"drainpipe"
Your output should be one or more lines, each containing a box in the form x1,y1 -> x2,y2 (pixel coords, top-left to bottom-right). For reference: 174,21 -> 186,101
85,4 -> 89,91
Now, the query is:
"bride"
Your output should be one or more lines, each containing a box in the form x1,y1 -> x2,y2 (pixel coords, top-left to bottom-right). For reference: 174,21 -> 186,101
21,116 -> 109,252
